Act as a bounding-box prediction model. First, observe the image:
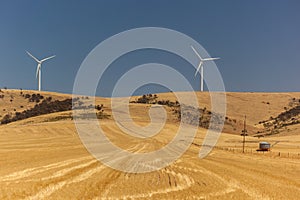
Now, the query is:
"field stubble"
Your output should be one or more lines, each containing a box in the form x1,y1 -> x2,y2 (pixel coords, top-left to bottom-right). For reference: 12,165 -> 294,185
0,120 -> 299,199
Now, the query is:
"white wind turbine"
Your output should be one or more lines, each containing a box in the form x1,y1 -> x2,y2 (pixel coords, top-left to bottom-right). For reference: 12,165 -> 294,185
191,46 -> 220,91
26,51 -> 55,91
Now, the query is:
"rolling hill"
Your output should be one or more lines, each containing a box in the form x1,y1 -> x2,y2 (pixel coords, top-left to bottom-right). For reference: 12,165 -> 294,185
0,89 -> 299,199
1,89 -> 300,137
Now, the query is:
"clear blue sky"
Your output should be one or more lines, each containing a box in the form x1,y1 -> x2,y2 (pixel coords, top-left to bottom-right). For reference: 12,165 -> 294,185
0,0 -> 299,96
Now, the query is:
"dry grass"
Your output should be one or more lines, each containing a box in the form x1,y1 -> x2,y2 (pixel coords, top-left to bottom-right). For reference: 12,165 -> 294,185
0,90 -> 299,199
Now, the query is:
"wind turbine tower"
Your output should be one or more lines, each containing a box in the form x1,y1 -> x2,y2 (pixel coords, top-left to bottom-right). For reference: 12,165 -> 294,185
26,51 -> 55,91
191,46 -> 220,91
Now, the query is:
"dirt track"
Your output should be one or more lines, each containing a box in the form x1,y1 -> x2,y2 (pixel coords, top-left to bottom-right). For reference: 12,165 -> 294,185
0,120 -> 299,200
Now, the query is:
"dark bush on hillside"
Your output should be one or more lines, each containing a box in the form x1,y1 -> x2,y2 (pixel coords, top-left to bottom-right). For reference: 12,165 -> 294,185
1,98 -> 76,124
23,93 -> 44,103
0,96 -> 106,125
95,104 -> 104,111
277,105 -> 300,122
131,94 -> 158,104
131,94 -> 180,107
174,104 -> 229,130
1,114 -> 11,124
258,99 -> 300,136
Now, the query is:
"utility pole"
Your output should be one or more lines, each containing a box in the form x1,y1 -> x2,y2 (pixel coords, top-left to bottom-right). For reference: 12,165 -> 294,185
241,115 -> 247,153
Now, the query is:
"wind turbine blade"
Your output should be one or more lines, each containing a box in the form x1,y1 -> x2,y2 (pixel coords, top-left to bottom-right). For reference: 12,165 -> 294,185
191,45 -> 202,60
26,51 -> 40,63
41,55 -> 56,63
36,64 -> 41,78
194,62 -> 202,76
203,57 -> 220,61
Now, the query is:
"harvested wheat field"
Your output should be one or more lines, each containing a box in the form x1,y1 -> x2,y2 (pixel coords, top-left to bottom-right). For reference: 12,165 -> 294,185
0,90 -> 300,199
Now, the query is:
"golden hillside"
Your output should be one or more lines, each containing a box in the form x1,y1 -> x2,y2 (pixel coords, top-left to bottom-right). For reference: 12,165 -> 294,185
2,89 -> 300,136
0,90 -> 299,199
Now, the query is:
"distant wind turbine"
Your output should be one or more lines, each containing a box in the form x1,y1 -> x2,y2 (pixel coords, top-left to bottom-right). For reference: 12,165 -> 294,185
26,51 -> 55,91
191,46 -> 220,92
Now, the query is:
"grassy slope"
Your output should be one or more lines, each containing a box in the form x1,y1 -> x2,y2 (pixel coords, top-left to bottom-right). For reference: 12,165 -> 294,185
1,90 -> 300,136
0,90 -> 300,199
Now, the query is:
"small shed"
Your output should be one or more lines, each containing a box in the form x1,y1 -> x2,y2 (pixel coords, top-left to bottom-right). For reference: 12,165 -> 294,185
258,141 -> 271,151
